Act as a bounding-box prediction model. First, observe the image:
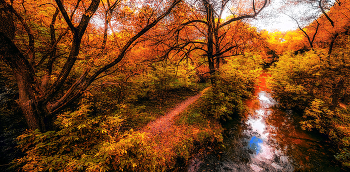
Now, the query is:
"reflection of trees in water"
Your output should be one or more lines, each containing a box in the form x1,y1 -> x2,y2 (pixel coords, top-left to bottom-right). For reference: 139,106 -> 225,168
188,88 -> 344,171
189,120 -> 256,172
265,108 -> 342,171
220,118 -> 253,171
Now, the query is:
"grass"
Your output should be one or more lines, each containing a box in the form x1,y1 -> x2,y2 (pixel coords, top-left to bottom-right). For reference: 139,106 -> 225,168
174,89 -> 223,143
169,90 -> 224,170
123,83 -> 210,130
128,89 -> 224,171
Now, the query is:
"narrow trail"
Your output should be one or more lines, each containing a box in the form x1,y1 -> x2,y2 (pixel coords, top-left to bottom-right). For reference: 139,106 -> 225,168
142,87 -> 210,136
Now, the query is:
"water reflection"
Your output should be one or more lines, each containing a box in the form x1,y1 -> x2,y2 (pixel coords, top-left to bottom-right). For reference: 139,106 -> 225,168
244,90 -> 293,172
187,74 -> 344,172
266,108 -> 342,171
249,136 -> 263,154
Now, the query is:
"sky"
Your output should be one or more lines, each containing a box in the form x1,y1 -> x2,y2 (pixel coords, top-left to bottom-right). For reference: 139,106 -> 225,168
248,0 -> 298,32
94,0 -> 325,33
247,0 -> 322,32
218,0 -> 307,32
250,14 -> 298,32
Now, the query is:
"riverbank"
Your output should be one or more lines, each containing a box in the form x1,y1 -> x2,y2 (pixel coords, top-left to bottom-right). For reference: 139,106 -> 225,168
268,50 -> 350,170
186,72 -> 348,171
184,73 -> 271,171
172,89 -> 225,171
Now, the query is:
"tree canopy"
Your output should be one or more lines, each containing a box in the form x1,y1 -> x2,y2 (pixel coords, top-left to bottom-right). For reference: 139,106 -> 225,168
2,0 -> 350,171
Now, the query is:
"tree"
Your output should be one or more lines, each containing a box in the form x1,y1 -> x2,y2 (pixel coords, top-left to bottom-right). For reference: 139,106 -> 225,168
287,15 -> 320,50
155,0 -> 268,84
281,0 -> 350,54
0,0 -> 182,131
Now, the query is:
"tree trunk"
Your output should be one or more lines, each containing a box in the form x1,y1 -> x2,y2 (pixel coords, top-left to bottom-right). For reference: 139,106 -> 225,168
0,0 -> 181,132
0,32 -> 50,131
18,99 -> 49,131
204,1 -> 216,85
331,78 -> 344,111
215,30 -> 220,69
328,33 -> 339,55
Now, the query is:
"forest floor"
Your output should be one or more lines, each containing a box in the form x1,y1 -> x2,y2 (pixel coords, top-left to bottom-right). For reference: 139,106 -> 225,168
140,87 -> 212,168
142,87 -> 210,136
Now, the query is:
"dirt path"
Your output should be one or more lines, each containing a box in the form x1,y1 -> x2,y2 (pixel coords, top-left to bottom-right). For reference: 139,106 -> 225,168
142,87 -> 210,136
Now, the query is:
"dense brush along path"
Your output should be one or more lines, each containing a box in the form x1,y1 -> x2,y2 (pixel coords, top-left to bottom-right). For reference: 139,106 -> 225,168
187,73 -> 346,172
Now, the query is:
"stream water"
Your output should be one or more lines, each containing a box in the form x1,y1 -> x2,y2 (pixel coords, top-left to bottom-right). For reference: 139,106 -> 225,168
187,73 -> 345,172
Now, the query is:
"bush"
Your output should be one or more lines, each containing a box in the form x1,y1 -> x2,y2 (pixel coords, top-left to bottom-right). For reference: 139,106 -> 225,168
14,76 -> 201,172
14,97 -> 123,171
268,48 -> 350,167
269,49 -> 350,110
13,96 -> 165,171
140,61 -> 197,98
202,53 -> 263,120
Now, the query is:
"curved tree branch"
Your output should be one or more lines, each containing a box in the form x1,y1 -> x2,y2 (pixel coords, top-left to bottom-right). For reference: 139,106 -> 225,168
0,0 -> 35,63
55,0 -> 76,32
45,0 -> 100,104
219,0 -> 268,28
319,0 -> 334,27
49,0 -> 183,114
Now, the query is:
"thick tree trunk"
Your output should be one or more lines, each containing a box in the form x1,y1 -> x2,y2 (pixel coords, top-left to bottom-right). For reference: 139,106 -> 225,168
1,0 -> 180,131
0,0 -> 101,131
18,99 -> 49,131
0,32 -> 49,131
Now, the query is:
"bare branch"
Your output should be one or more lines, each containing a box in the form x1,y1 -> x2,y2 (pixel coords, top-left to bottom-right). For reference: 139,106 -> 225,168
311,19 -> 320,45
319,0 -> 334,27
0,0 -> 35,63
49,0 -> 183,114
55,0 -> 76,32
219,0 -> 268,28
70,0 -> 82,20
285,13 -> 315,49
45,0 -> 100,105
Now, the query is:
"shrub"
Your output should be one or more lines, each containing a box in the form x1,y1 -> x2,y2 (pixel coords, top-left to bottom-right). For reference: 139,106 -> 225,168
269,48 -> 350,167
203,53 -> 263,120
14,97 -> 162,171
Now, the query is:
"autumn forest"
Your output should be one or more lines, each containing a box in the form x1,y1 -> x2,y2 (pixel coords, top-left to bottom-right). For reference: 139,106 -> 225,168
1,0 -> 350,171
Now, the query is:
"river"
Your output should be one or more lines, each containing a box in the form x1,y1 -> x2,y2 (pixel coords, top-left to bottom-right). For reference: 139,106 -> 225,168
187,73 -> 345,172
